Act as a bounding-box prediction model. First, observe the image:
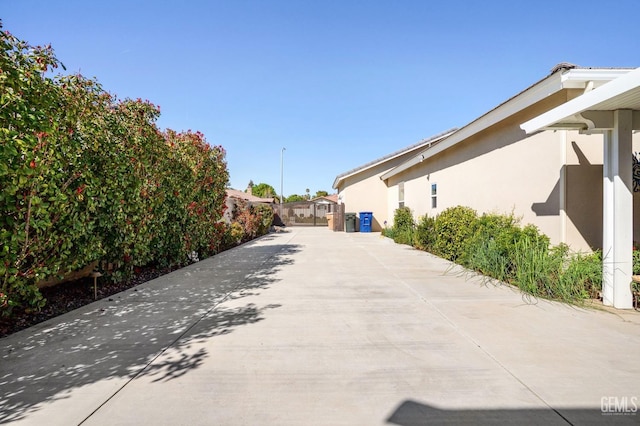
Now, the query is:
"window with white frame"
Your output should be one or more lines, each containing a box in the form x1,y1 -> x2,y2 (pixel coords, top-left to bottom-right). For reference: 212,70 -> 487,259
398,182 -> 405,208
431,183 -> 437,209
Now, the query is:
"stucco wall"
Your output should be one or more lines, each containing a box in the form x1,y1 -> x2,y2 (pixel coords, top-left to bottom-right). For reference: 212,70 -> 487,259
564,132 -> 603,251
342,84 -> 640,248
386,122 -> 640,252
566,132 -> 640,250
389,91 -> 568,222
337,169 -> 387,231
382,89 -> 622,251
387,123 -> 565,245
337,149 -> 426,231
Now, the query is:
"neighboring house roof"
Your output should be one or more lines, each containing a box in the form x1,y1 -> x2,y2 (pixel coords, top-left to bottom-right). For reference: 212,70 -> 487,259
380,64 -> 636,181
226,188 -> 275,204
311,194 -> 338,204
332,128 -> 458,189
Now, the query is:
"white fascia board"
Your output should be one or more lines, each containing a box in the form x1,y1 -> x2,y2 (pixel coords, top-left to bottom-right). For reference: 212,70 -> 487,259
560,69 -> 633,89
333,130 -> 456,189
380,149 -> 430,181
378,134 -> 453,181
521,67 -> 640,134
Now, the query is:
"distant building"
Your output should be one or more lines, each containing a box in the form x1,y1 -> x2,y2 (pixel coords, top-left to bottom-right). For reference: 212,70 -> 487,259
224,187 -> 275,223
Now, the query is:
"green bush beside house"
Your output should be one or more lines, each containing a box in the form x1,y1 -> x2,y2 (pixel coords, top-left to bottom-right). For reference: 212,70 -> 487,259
383,206 -> 604,304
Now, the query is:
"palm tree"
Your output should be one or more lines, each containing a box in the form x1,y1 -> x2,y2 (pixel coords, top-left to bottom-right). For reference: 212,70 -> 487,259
305,188 -> 310,200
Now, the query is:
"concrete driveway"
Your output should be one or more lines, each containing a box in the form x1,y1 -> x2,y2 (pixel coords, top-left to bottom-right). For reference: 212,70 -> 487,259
1,227 -> 639,425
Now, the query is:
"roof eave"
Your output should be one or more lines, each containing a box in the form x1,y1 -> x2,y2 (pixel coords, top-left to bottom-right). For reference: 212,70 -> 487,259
332,129 -> 457,189
521,67 -> 640,133
382,67 -> 637,182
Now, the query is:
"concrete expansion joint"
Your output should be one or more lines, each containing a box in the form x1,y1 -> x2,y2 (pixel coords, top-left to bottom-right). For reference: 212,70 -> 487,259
418,292 -> 571,423
363,246 -> 569,423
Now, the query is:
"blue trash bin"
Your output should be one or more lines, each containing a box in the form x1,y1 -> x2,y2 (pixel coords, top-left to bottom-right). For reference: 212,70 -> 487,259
359,212 -> 373,233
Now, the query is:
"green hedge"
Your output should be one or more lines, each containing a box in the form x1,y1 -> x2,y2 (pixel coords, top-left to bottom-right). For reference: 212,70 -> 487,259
0,28 -> 232,315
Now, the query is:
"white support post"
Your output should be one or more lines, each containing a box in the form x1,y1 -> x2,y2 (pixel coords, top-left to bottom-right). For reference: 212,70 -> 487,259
603,110 -> 634,308
559,131 -> 567,244
602,130 -> 614,305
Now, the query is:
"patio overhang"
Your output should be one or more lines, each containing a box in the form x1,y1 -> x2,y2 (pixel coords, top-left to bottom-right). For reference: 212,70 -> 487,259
521,67 -> 640,134
521,67 -> 640,309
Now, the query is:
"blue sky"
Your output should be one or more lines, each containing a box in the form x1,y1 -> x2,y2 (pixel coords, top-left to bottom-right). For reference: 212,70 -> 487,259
4,1 -> 640,197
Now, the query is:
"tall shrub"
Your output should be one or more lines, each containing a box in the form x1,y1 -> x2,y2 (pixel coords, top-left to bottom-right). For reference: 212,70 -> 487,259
89,96 -> 170,276
414,215 -> 436,252
0,29 -> 101,313
432,206 -> 478,261
390,207 -> 415,245
231,200 -> 271,243
161,130 -> 229,261
254,204 -> 275,235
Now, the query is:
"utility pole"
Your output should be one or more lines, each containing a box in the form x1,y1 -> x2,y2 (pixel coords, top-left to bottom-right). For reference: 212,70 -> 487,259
280,147 -> 286,217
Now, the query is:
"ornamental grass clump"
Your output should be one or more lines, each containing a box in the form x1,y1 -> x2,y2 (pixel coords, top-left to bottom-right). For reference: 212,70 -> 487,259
513,238 -> 601,302
463,214 -> 540,283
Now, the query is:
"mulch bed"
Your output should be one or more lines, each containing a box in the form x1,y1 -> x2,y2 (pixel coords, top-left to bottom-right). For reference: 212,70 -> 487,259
0,265 -> 178,339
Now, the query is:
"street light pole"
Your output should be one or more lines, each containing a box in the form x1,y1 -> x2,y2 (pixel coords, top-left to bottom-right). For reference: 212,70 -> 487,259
280,147 -> 286,217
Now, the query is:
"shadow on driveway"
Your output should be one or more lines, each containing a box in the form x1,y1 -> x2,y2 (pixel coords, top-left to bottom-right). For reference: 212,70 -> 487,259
0,242 -> 299,424
386,399 -> 638,425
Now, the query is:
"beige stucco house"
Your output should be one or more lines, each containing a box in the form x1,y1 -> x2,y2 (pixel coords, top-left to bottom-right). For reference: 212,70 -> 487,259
333,64 -> 640,308
332,129 -> 457,231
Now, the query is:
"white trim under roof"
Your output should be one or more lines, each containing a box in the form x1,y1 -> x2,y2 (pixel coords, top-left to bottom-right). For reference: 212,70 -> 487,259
332,129 -> 457,189
521,67 -> 640,133
381,68 -> 635,182
560,68 -> 632,89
